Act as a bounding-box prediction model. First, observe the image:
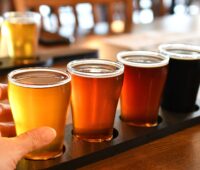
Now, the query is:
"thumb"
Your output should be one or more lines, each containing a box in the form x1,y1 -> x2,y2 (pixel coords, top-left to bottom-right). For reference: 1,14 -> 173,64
12,127 -> 56,161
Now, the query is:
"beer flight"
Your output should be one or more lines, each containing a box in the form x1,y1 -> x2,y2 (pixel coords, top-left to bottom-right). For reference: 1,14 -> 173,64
1,7 -> 199,162
7,43 -> 200,160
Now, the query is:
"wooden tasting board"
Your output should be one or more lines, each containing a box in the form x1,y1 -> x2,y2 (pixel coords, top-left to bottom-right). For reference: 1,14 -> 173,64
17,100 -> 200,170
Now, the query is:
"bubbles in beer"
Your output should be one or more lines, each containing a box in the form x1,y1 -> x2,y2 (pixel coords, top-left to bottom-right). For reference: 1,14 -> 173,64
166,49 -> 200,60
124,56 -> 162,64
68,60 -> 124,78
117,53 -> 168,68
7,17 -> 35,24
74,64 -> 118,73
9,69 -> 70,88
159,44 -> 200,60
13,71 -> 67,85
167,49 -> 200,55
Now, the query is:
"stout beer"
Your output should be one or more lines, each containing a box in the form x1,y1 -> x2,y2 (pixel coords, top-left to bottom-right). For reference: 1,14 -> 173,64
159,44 -> 200,113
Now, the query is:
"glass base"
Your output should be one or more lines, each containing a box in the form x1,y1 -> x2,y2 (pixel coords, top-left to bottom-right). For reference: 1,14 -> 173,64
125,121 -> 158,127
120,116 -> 158,127
73,134 -> 113,143
25,145 -> 65,160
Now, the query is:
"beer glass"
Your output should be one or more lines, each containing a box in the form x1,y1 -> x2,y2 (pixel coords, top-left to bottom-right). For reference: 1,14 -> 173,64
0,16 -> 5,56
159,44 -> 200,113
117,51 -> 169,127
8,68 -> 71,160
67,59 -> 124,142
3,12 -> 41,58
0,16 -> 3,40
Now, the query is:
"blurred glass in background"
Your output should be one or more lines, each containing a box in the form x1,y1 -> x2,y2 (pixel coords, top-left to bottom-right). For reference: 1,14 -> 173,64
0,0 -> 199,36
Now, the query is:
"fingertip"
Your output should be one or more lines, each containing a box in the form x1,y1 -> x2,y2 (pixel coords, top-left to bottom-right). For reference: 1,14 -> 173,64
13,127 -> 57,159
9,127 -> 57,164
39,126 -> 57,145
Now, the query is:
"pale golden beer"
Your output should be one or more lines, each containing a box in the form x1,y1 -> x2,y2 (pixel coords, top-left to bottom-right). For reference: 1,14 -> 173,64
8,68 -> 71,160
3,12 -> 41,58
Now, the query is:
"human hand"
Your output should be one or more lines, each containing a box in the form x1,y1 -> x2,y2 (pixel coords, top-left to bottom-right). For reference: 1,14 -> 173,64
0,84 -> 56,170
0,84 -> 15,137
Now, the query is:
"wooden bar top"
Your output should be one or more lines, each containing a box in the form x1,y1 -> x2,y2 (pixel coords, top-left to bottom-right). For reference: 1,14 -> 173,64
79,124 -> 200,170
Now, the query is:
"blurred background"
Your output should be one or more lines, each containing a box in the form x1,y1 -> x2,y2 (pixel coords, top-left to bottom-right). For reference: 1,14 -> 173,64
0,0 -> 200,37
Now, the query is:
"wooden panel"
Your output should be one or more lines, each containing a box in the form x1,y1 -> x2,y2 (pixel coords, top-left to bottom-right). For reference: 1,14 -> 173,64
14,0 -> 127,8
13,0 -> 133,34
125,0 -> 133,32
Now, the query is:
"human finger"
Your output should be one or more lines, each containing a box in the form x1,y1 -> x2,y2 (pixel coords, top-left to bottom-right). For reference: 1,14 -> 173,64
0,84 -> 8,100
0,104 -> 13,122
0,122 -> 16,137
12,127 -> 56,162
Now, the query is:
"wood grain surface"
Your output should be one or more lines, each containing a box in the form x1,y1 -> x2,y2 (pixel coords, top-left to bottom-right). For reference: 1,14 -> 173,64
79,124 -> 200,170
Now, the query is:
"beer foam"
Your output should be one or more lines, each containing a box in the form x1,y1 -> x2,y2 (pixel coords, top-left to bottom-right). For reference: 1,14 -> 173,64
117,51 -> 169,68
159,44 -> 200,60
4,11 -> 41,25
67,59 -> 124,78
7,17 -> 36,24
8,68 -> 71,88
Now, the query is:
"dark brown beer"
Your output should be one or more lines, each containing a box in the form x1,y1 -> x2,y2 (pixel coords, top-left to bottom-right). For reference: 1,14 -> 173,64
67,59 -> 124,142
117,51 -> 169,127
159,44 -> 200,113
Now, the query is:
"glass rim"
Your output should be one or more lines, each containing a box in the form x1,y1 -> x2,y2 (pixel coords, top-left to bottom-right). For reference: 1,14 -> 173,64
67,59 -> 124,78
8,67 -> 71,88
3,11 -> 41,24
117,51 -> 169,68
0,16 -> 3,23
3,11 -> 41,18
158,44 -> 200,60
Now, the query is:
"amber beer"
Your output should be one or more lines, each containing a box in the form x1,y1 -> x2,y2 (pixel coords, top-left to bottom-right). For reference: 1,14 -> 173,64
67,59 -> 124,142
8,68 -> 71,160
3,12 -> 40,58
117,51 -> 169,127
